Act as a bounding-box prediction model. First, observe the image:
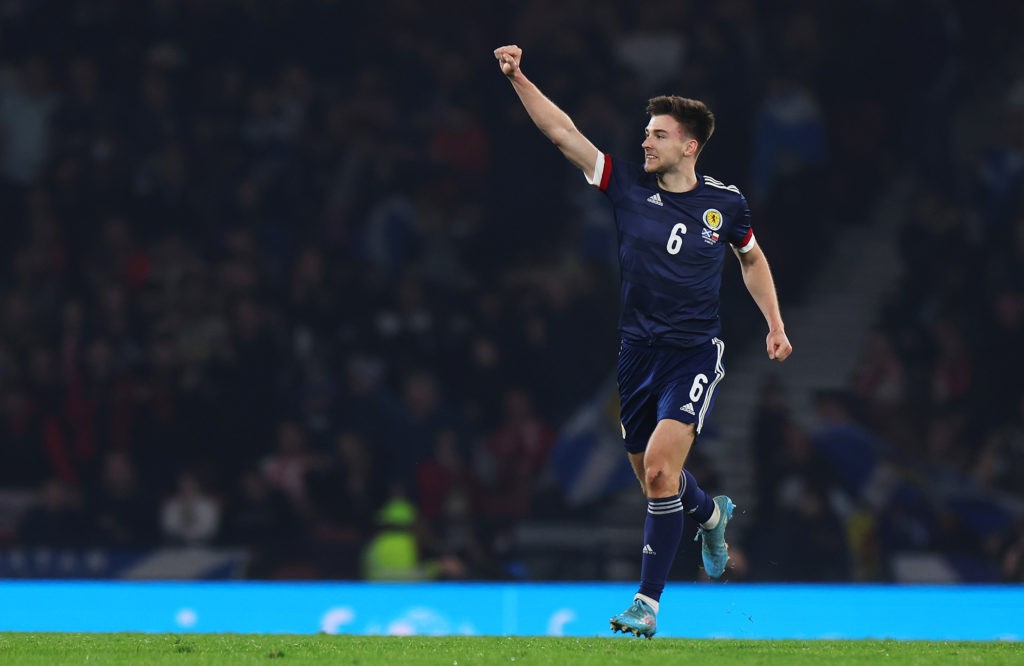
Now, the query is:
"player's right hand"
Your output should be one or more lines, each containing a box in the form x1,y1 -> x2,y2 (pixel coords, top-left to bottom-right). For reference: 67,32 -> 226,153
494,45 -> 522,78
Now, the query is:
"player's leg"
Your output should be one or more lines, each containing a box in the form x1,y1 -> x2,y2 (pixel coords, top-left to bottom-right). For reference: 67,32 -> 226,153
623,448 -> 726,551
613,419 -> 705,636
633,418 -> 694,610
610,344 -> 660,637
616,342 -> 656,497
656,449 -> 731,579
612,453 -> 666,637
657,337 -> 734,578
623,451 -> 722,542
676,456 -> 734,578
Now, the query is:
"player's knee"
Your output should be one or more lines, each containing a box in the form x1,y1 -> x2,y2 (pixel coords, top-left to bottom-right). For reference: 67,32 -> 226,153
644,465 -> 675,497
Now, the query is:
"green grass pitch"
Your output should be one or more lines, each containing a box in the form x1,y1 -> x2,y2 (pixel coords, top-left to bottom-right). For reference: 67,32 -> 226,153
0,634 -> 1019,665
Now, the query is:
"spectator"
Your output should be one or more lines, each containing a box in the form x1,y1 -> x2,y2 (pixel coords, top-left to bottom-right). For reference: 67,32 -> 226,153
160,471 -> 222,546
89,451 -> 157,548
0,57 -> 60,188
260,421 -> 316,516
221,467 -> 298,578
361,488 -> 455,582
305,430 -> 382,579
394,370 -> 454,490
755,480 -> 850,582
481,389 -> 554,523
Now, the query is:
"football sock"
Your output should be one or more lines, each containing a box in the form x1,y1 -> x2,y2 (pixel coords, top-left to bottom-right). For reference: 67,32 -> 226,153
637,494 -> 685,602
701,501 -> 721,531
679,468 -> 716,525
634,593 -> 659,613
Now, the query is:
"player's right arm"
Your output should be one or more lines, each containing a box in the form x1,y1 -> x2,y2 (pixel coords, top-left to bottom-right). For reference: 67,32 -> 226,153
494,44 -> 600,181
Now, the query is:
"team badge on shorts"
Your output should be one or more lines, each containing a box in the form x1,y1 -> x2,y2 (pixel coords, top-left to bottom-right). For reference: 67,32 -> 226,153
702,209 -> 723,230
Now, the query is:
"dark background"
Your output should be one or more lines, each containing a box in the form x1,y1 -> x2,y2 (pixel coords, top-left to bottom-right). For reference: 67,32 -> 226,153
0,0 -> 1022,583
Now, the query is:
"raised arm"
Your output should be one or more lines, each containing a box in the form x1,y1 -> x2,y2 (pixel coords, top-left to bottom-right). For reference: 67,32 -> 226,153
494,44 -> 600,180
734,244 -> 793,362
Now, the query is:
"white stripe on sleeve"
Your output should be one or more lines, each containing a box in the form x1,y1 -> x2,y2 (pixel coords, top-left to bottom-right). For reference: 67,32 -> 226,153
585,151 -> 606,186
735,233 -> 757,254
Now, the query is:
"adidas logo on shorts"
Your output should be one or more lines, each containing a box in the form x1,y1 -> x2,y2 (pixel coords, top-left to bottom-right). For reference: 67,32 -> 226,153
642,544 -> 656,556
680,403 -> 695,415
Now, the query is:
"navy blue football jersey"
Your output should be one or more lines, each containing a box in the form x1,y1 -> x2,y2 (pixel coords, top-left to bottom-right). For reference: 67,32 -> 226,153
588,152 -> 756,348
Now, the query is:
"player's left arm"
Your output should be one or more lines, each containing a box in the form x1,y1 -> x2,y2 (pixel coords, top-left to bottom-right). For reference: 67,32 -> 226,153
734,244 -> 793,362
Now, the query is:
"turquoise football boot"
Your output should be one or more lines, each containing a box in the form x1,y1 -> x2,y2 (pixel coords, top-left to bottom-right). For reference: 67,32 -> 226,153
609,598 -> 657,638
698,495 -> 735,578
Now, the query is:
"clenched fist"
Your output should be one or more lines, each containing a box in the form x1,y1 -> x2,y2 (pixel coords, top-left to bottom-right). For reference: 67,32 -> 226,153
494,45 -> 522,77
766,329 -> 793,362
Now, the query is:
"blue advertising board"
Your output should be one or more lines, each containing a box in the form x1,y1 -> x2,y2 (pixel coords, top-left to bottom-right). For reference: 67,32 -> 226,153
0,581 -> 1020,640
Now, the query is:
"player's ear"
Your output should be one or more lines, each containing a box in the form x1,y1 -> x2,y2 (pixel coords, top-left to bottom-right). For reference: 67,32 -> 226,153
685,138 -> 699,157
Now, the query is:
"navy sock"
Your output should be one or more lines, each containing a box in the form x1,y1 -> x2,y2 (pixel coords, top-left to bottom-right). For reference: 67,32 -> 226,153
680,468 -> 715,524
637,495 -> 685,602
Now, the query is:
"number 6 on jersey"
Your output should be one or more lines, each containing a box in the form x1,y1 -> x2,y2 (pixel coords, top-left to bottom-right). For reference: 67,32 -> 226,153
666,223 -> 687,255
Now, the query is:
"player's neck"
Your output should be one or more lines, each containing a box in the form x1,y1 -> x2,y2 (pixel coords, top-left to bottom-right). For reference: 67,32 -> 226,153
655,166 -> 698,193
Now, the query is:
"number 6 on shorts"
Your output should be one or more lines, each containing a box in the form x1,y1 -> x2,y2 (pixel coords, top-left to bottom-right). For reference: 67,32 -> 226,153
689,373 -> 709,402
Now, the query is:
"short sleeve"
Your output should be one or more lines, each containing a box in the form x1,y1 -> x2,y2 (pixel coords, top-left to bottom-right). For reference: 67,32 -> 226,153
584,152 -> 642,206
729,196 -> 756,253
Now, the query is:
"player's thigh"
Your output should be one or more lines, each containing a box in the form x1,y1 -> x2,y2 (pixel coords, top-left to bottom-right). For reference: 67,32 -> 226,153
656,338 -> 726,435
617,344 -> 658,455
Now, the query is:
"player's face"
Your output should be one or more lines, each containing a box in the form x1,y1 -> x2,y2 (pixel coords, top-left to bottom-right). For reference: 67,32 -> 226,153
642,115 -> 696,173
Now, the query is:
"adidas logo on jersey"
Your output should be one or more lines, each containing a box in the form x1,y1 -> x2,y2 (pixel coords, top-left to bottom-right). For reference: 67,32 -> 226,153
642,544 -> 656,556
646,192 -> 663,206
680,403 -> 696,415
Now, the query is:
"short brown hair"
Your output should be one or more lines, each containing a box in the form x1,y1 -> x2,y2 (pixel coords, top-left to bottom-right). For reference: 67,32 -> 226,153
646,96 -> 715,149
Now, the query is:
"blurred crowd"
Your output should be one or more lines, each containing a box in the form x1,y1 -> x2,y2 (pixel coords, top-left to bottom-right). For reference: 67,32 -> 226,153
0,0 -> 1021,582
746,20 -> 1024,582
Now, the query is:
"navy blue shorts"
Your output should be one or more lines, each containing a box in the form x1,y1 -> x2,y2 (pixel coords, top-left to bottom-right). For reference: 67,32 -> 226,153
617,338 -> 726,454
